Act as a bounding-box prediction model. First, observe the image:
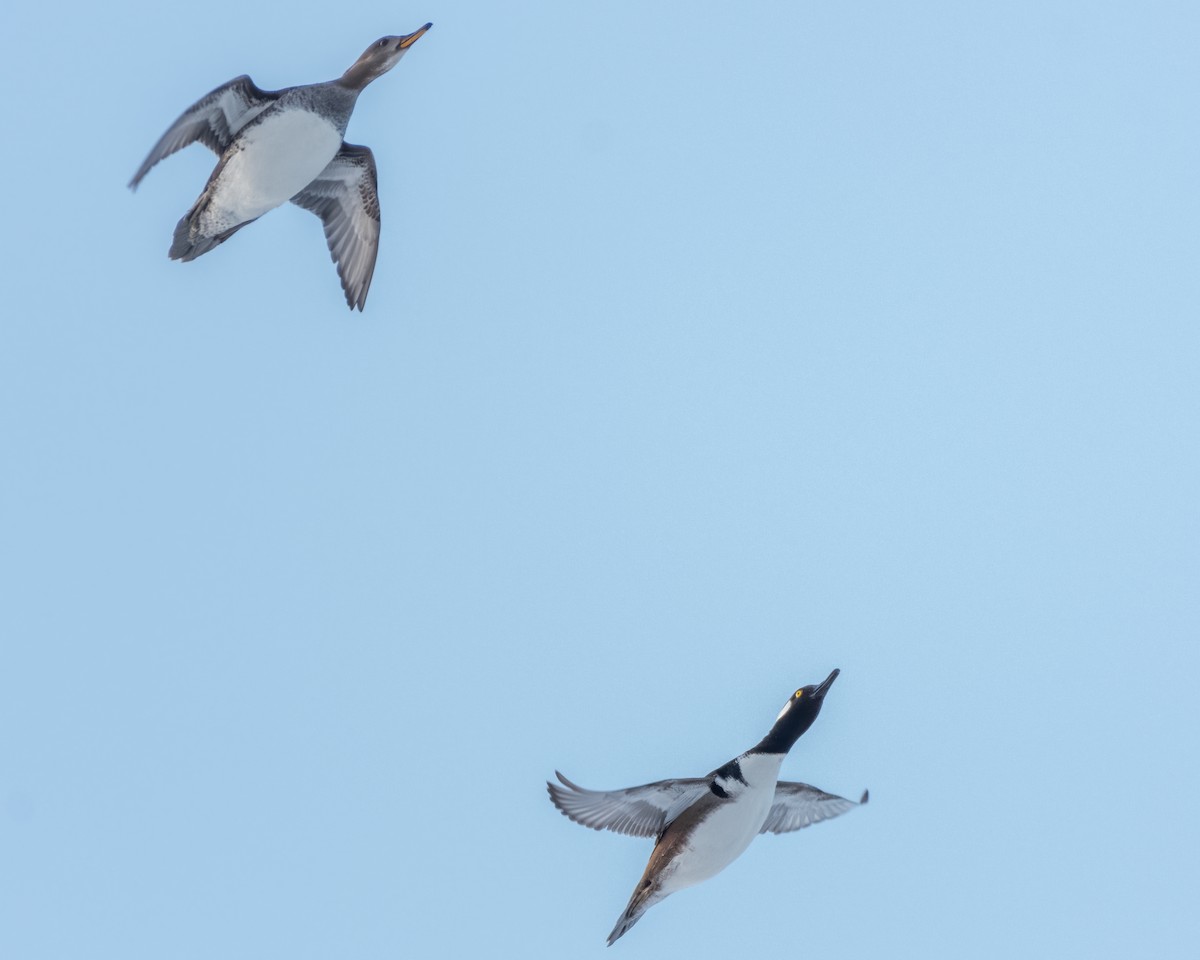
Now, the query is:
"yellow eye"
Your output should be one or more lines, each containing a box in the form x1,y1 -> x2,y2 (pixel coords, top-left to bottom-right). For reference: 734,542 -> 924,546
794,689 -> 804,699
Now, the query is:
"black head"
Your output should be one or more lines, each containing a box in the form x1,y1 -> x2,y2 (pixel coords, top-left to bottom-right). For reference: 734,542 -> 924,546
753,668 -> 840,755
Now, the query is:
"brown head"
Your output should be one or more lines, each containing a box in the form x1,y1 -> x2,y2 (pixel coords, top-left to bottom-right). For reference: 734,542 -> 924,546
341,23 -> 432,90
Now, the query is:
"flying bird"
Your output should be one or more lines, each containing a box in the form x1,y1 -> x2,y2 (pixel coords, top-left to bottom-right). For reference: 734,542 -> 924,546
129,23 -> 432,310
548,669 -> 867,945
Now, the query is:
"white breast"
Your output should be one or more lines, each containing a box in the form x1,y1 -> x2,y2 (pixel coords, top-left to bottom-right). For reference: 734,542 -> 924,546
661,753 -> 784,894
209,109 -> 343,224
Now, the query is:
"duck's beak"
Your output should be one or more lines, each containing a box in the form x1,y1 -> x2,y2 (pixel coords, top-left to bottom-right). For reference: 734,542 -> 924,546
399,23 -> 433,49
812,668 -> 840,699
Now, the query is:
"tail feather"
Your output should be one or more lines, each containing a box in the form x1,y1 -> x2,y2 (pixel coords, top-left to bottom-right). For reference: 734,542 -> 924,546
606,883 -> 660,947
169,209 -> 251,262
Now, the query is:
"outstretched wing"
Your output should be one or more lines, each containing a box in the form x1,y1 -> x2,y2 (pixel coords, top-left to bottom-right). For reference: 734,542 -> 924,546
759,782 -> 869,835
547,771 -> 710,838
290,144 -> 381,311
129,75 -> 278,189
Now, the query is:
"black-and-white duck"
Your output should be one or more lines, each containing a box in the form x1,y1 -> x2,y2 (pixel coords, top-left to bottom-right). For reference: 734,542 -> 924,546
129,24 -> 432,310
548,669 -> 867,945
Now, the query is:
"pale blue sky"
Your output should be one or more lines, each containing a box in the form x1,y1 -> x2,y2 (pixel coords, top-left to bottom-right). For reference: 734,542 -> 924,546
2,2 -> 1197,957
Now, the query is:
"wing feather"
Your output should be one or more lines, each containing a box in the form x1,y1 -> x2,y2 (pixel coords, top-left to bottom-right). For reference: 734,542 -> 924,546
290,144 -> 381,311
547,772 -> 710,838
129,75 -> 278,189
759,782 -> 869,835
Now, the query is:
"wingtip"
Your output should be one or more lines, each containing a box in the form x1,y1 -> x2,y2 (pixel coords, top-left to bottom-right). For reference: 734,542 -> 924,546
547,771 -> 580,797
128,164 -> 152,191
554,770 -> 582,790
860,789 -> 869,805
341,282 -> 368,311
546,773 -> 569,810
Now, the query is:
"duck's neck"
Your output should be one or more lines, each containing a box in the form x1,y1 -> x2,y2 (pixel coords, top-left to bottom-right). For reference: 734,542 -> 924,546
753,714 -> 813,756
339,62 -> 379,92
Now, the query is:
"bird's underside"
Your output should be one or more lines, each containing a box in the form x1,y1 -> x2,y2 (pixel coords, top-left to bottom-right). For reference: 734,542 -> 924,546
131,75 -> 384,310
